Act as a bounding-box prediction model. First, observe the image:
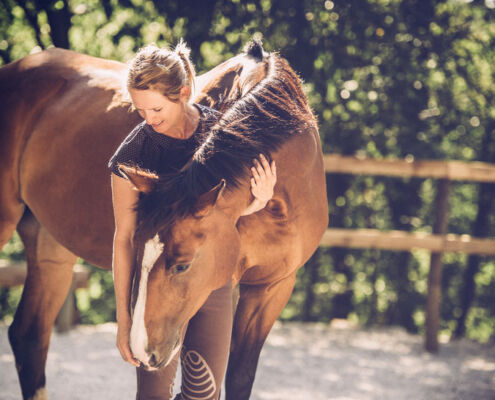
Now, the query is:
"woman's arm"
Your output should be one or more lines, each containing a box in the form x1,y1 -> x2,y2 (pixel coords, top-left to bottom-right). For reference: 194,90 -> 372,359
111,173 -> 140,366
241,154 -> 277,216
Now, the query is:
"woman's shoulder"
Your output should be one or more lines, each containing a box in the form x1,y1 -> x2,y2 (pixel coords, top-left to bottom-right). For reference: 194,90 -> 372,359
108,121 -> 148,177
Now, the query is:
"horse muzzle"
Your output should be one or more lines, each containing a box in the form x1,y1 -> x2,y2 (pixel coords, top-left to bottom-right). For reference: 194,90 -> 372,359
139,335 -> 182,370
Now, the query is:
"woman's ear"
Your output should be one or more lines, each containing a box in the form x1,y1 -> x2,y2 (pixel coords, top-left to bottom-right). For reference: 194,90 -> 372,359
180,85 -> 191,100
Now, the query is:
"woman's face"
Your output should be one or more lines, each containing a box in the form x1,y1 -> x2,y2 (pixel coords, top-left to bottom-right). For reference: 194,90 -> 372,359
129,88 -> 187,135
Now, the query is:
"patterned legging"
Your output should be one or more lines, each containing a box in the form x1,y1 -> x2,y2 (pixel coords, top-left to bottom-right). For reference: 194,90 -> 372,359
136,281 -> 233,400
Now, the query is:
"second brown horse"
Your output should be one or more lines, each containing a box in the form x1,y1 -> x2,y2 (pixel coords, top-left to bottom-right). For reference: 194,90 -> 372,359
0,41 -> 328,400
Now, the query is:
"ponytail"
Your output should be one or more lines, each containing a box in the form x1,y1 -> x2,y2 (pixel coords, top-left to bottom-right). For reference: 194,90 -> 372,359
175,39 -> 196,99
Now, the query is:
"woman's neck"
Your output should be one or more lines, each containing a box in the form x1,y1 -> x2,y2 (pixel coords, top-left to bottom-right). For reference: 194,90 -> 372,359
161,103 -> 200,140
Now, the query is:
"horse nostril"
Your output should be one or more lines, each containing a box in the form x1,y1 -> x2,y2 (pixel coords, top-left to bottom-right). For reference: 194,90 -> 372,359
149,352 -> 158,367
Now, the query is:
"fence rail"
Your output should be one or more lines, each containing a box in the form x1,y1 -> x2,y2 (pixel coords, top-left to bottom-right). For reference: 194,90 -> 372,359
323,154 -> 495,182
321,154 -> 495,353
321,228 -> 495,256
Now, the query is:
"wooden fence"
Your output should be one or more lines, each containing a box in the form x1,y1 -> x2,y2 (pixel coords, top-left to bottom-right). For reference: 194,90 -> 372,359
320,154 -> 495,352
0,260 -> 90,331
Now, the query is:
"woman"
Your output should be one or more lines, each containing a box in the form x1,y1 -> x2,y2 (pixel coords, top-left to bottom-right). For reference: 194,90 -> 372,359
108,40 -> 276,400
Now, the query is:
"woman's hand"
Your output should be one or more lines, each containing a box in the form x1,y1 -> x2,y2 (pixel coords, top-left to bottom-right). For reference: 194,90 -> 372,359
242,154 -> 277,216
251,154 -> 277,203
116,316 -> 140,367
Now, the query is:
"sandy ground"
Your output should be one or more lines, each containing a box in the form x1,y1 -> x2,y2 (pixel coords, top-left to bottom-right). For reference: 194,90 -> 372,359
1,321 -> 494,400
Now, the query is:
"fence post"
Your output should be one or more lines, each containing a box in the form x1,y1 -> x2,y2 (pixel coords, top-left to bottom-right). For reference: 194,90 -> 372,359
425,178 -> 450,353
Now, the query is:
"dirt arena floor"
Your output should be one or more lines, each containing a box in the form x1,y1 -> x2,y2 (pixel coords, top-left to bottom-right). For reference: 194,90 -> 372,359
1,321 -> 494,400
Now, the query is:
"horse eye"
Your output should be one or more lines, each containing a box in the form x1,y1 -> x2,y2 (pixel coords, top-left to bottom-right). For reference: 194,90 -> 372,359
173,263 -> 190,274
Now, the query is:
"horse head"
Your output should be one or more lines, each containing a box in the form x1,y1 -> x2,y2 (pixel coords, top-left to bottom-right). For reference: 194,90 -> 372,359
122,169 -> 239,370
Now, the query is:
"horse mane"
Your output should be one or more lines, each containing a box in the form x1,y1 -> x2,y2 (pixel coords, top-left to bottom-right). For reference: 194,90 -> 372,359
135,42 -> 316,238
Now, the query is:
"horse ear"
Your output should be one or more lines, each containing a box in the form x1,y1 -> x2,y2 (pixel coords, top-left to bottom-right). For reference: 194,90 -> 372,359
118,164 -> 158,194
193,179 -> 226,218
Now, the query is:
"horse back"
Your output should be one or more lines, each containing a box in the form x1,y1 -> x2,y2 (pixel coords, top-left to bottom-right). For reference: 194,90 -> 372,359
0,48 -> 128,189
0,49 -> 139,267
1,48 -> 125,131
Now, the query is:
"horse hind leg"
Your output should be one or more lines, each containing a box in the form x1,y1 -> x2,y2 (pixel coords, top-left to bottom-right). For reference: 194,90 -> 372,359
8,209 -> 76,400
225,273 -> 297,400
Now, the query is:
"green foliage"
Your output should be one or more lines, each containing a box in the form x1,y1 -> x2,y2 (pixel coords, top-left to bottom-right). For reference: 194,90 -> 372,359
1,0 -> 494,342
75,263 -> 116,325
0,234 -> 24,324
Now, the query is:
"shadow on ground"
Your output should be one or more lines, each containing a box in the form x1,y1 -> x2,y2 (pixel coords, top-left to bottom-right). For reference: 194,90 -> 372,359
1,322 -> 494,400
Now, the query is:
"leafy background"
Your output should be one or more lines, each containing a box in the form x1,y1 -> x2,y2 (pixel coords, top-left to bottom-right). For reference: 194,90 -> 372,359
1,0 -> 494,343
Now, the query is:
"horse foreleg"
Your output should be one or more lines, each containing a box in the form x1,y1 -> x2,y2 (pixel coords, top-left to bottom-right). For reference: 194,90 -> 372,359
8,211 -> 76,400
225,273 -> 296,400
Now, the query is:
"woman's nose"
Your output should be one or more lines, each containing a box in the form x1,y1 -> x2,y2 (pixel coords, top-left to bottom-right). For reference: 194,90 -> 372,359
143,111 -> 157,125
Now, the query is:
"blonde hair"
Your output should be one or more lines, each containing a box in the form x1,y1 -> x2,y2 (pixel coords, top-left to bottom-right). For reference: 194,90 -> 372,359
126,39 -> 195,102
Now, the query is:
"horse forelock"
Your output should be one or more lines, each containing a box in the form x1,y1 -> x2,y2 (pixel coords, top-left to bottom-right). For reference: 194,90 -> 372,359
136,52 -> 315,239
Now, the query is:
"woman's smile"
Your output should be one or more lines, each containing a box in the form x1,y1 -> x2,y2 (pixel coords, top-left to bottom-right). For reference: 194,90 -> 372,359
152,120 -> 165,130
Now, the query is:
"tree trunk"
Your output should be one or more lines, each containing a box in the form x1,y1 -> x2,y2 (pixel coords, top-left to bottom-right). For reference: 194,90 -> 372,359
43,0 -> 72,49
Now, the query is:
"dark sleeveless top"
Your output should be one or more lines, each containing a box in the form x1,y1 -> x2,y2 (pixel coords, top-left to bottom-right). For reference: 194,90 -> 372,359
108,103 -> 220,178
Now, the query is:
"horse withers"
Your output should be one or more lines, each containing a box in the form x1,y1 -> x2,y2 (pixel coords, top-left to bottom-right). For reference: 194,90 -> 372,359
0,40 -> 327,400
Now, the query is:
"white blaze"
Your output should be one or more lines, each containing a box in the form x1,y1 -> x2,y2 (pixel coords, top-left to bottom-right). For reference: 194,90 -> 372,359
28,388 -> 47,400
130,234 -> 164,365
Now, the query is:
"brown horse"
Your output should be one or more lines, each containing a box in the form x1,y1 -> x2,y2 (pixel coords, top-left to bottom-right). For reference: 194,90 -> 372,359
0,41 -> 327,400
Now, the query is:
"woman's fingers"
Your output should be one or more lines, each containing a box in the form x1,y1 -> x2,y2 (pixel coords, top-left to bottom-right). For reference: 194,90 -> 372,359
122,345 -> 139,366
254,159 -> 266,179
251,166 -> 260,182
259,154 -> 271,172
259,155 -> 276,180
249,155 -> 276,204
270,160 -> 277,176
117,325 -> 140,366
251,155 -> 276,193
